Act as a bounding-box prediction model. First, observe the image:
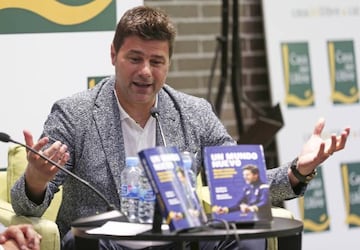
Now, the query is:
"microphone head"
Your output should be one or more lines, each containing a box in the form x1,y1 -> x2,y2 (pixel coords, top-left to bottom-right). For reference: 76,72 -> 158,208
150,107 -> 159,118
0,132 -> 11,143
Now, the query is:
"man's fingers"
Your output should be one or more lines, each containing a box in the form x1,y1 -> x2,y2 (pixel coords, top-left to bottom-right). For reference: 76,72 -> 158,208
24,130 -> 50,155
59,152 -> 70,166
4,226 -> 27,249
335,128 -> 350,151
313,117 -> 325,136
316,142 -> 326,158
23,130 -> 34,147
325,127 -> 350,156
23,226 -> 42,250
47,143 -> 68,164
326,134 -> 337,155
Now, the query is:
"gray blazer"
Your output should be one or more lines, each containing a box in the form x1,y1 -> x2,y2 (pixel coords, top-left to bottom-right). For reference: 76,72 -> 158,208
11,76 -> 301,238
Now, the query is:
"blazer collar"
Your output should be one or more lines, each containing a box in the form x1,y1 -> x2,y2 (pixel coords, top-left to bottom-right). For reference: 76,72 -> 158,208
93,77 -> 125,189
156,88 -> 182,147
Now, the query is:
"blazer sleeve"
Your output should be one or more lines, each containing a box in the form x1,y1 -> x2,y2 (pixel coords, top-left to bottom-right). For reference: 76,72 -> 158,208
267,162 -> 307,204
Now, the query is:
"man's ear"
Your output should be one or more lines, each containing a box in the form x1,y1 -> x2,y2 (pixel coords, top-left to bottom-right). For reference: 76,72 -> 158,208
110,43 -> 116,65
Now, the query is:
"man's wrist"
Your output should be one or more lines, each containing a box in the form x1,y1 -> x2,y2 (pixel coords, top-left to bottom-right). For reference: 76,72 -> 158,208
290,157 -> 317,184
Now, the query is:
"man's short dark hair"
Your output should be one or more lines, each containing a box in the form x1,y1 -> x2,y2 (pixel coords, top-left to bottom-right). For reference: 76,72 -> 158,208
112,6 -> 176,58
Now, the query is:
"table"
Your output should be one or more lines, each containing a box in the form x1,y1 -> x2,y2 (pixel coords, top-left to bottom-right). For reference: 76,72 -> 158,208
72,217 -> 303,250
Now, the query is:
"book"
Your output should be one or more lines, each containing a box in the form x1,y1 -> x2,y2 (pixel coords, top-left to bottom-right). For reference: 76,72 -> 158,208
138,146 -> 207,232
203,145 -> 273,225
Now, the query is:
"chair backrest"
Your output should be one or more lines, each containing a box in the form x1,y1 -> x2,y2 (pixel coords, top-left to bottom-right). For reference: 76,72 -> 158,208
7,145 -> 62,221
0,169 -> 7,201
7,145 -> 28,202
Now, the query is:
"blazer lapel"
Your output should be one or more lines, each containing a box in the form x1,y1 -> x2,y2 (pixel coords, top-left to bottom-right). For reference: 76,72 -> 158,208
93,78 -> 125,190
157,89 -> 182,148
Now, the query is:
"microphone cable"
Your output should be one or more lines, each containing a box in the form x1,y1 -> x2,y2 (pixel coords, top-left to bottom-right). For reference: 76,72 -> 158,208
205,218 -> 231,247
230,222 -> 242,249
205,219 -> 243,249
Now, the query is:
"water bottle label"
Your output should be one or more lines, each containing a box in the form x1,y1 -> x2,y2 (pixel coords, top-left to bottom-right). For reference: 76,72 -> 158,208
128,185 -> 139,198
142,189 -> 156,201
120,184 -> 128,196
121,185 -> 139,198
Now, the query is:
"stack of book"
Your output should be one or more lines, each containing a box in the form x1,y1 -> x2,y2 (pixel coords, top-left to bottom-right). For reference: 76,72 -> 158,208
138,144 -> 272,232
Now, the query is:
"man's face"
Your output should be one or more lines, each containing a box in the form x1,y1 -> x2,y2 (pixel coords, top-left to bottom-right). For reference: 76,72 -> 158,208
243,169 -> 258,184
111,35 -> 170,108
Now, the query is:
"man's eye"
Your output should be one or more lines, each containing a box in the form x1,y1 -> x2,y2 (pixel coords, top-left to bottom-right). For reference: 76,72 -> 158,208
151,61 -> 163,66
129,57 -> 141,63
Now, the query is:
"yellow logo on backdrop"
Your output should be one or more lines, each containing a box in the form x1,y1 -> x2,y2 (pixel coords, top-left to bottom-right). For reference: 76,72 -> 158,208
327,41 -> 360,104
281,42 -> 315,107
0,0 -> 112,25
87,76 -> 109,89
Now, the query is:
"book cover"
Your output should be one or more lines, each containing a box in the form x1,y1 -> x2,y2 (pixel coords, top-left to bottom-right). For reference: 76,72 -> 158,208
203,145 -> 273,224
138,146 -> 207,232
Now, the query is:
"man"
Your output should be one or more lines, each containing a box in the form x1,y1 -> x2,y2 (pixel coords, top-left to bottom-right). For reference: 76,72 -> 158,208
213,164 -> 272,221
0,224 -> 41,250
11,5 -> 350,250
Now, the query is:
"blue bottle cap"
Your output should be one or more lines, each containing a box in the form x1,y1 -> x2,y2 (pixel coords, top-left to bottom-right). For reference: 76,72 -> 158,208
126,156 -> 139,167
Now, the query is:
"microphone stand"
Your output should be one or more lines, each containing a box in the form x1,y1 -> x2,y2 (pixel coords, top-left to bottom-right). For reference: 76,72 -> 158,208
150,108 -> 167,232
152,202 -> 163,233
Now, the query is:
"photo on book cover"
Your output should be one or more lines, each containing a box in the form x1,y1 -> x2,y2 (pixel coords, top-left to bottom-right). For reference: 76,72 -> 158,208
203,145 -> 273,225
138,146 -> 207,232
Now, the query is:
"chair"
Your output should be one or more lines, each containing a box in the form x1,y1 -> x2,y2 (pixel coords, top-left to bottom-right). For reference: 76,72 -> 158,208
0,145 -> 62,250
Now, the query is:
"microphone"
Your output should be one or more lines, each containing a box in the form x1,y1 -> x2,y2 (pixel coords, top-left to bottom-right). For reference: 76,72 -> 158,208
0,132 -> 127,227
150,107 -> 167,147
149,107 -> 169,232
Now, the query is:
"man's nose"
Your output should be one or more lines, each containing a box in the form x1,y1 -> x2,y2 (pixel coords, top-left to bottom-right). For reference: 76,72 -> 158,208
139,62 -> 152,78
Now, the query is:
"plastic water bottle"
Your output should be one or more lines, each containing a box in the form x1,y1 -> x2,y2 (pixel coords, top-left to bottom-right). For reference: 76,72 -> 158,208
181,151 -> 197,191
138,169 -> 156,224
120,156 -> 142,222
